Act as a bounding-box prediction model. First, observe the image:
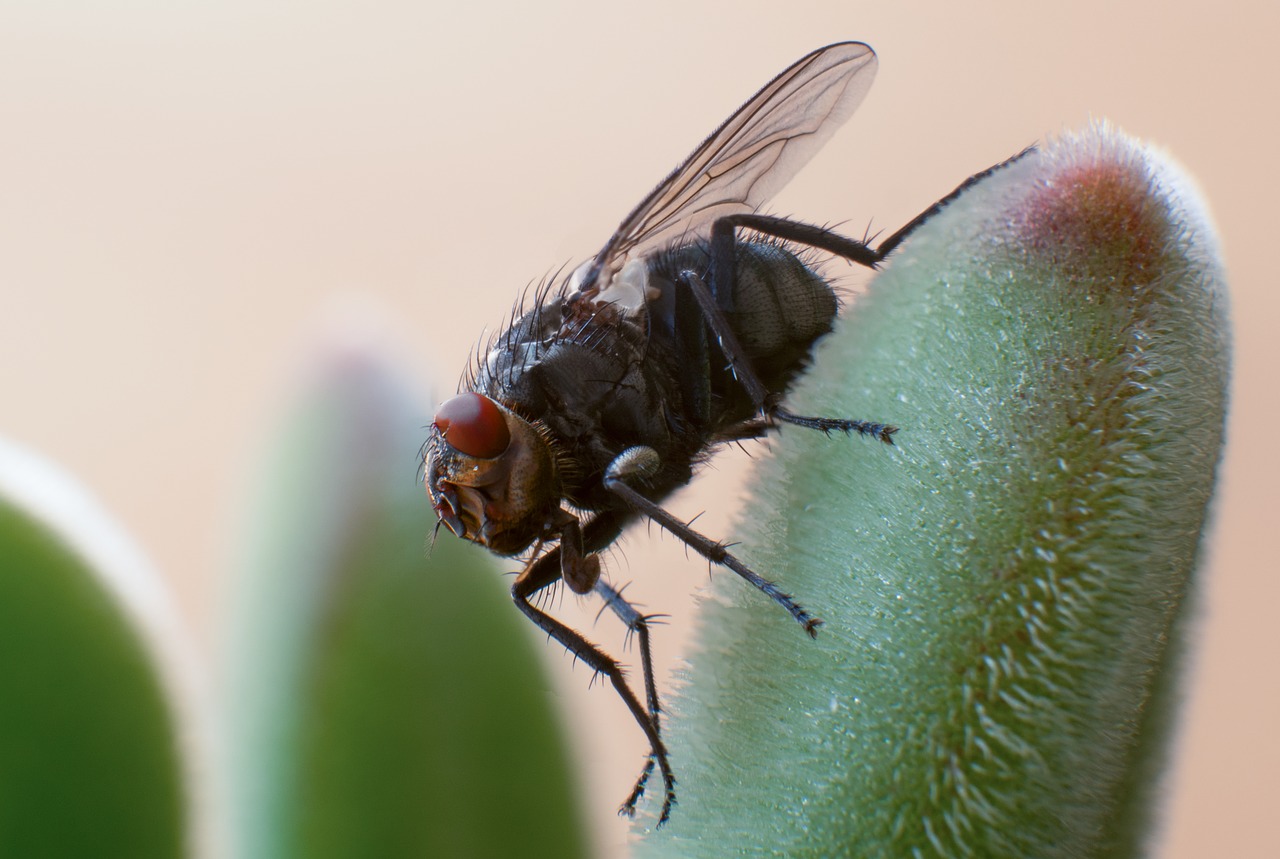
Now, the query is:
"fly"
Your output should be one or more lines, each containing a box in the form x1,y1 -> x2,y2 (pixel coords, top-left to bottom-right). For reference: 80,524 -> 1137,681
424,41 -> 1025,824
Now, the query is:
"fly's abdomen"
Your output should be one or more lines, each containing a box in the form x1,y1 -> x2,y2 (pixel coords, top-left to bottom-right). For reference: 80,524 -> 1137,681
645,241 -> 839,430
726,242 -> 838,373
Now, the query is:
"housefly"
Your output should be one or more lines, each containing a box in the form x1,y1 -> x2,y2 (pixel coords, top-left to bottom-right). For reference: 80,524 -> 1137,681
424,41 -> 1024,824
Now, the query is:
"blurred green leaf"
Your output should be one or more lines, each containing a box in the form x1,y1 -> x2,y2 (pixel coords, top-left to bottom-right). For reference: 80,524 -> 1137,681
0,441 -> 194,858
227,337 -> 589,859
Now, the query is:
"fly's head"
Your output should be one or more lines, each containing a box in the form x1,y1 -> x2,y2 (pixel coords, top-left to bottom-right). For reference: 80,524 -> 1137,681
425,392 -> 562,556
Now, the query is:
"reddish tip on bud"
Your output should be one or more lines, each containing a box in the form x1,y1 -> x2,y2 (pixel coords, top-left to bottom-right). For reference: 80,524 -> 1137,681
1015,132 -> 1170,286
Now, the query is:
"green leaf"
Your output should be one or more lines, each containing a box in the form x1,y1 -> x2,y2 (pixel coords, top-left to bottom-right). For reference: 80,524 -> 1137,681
636,125 -> 1229,857
0,440 -> 203,858
226,335 -> 589,859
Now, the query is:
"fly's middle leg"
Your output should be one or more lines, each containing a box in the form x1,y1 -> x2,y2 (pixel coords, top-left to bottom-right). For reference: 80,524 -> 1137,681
604,446 -> 822,637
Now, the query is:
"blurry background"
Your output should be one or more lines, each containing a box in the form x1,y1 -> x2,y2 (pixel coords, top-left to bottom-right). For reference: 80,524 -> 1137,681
1,2 -> 1272,856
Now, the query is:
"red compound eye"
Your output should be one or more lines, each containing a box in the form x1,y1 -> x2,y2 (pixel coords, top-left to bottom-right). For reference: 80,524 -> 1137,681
433,393 -> 511,459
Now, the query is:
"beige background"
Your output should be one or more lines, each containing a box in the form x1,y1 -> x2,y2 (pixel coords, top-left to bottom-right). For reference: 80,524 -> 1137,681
1,2 -> 1273,856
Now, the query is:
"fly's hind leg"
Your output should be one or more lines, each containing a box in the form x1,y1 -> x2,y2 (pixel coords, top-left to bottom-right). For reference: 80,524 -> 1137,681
513,509 -> 677,825
872,146 -> 1036,258
692,149 -> 1037,443
702,211 -> 884,435
677,266 -> 897,443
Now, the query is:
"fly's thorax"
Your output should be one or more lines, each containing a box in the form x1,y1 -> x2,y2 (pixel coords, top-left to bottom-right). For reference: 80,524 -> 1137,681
476,293 -> 566,397
589,258 -> 657,312
426,393 -> 563,556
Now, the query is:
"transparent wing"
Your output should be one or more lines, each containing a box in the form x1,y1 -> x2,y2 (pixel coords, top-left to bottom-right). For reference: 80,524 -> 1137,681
581,41 -> 878,291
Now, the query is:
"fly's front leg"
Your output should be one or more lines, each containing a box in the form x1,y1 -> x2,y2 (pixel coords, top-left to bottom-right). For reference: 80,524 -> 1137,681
513,509 -> 677,824
604,446 -> 822,637
595,577 -> 666,815
554,509 -> 602,595
678,263 -> 896,443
